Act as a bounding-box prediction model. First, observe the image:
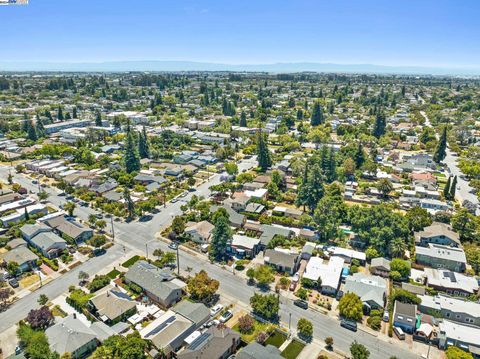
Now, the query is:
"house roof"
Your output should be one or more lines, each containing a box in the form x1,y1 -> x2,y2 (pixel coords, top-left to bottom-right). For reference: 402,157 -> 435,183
231,235 -> 260,250
370,257 -> 391,271
303,256 -> 344,288
173,300 -> 210,326
344,273 -> 387,308
419,294 -> 480,318
394,300 -> 417,318
125,261 -> 185,302
237,342 -> 283,359
46,216 -> 92,240
20,223 -> 52,238
425,268 -> 479,294
415,244 -> 466,263
30,231 -> 66,251
185,221 -> 214,240
45,315 -> 97,355
1,246 -> 38,265
415,222 -> 460,245
177,326 -> 240,359
90,289 -> 137,321
259,224 -> 293,246
264,249 -> 298,269
439,320 -> 480,347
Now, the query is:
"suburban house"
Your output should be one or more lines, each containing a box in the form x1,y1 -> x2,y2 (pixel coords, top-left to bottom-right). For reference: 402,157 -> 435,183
177,326 -> 241,359
393,301 -> 417,334
343,273 -> 387,310
21,224 -> 68,259
89,289 -> 137,325
415,223 -> 461,248
424,268 -> 479,297
272,206 -> 303,219
173,300 -> 210,329
415,244 -> 467,272
229,234 -> 260,259
258,224 -> 294,249
264,249 -> 300,275
438,320 -> 480,355
20,223 -> 52,241
330,247 -> 366,265
125,261 -> 186,308
369,257 -> 391,278
236,342 -> 283,359
210,205 -> 246,228
303,256 -> 345,295
185,221 -> 214,244
0,239 -> 38,273
45,314 -> 99,358
45,216 -> 93,243
418,294 -> 480,328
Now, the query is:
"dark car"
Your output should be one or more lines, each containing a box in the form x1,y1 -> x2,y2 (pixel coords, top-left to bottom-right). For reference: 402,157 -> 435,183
336,290 -> 344,301
340,319 -> 357,332
293,299 -> 309,310
139,214 -> 153,222
93,248 -> 106,256
9,278 -> 19,288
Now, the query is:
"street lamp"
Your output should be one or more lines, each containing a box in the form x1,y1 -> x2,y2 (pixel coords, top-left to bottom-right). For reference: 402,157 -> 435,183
176,246 -> 180,276
110,216 -> 115,242
145,243 -> 148,259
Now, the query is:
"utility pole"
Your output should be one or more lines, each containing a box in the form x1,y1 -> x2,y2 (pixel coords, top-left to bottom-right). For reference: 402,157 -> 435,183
110,216 -> 115,242
38,271 -> 43,287
145,243 -> 148,260
176,246 -> 180,275
288,313 -> 292,331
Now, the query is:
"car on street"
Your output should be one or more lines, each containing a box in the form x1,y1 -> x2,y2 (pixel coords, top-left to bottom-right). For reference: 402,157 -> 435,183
168,242 -> 178,250
171,198 -> 178,203
93,248 -> 106,256
219,310 -> 233,323
292,272 -> 300,282
32,180 -> 38,184
96,213 -> 103,219
180,192 -> 188,198
8,278 -> 19,288
382,310 -> 390,322
139,214 -> 153,222
293,299 -> 309,309
210,304 -> 224,317
340,319 -> 357,332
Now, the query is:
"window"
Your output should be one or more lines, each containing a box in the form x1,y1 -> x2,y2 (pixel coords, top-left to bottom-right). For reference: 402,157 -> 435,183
446,313 -> 450,317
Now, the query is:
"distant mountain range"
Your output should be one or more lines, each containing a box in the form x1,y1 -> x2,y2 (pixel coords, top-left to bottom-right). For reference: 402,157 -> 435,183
1,60 -> 479,75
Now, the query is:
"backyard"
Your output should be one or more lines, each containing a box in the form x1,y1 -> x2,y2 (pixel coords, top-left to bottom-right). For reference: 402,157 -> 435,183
281,339 -> 305,359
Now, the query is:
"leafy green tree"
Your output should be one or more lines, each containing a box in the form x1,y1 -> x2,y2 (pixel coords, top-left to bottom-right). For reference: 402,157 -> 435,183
240,110 -> 247,127
390,258 -> 411,279
311,101 -> 324,126
433,126 -> 447,163
90,332 -> 147,359
209,215 -> 232,261
338,292 -> 363,321
297,318 -> 313,338
37,294 -> 49,306
444,176 -> 452,200
38,191 -> 49,201
125,130 -> 140,173
445,346 -> 473,359
313,186 -> 346,241
449,175 -> 457,200
451,208 -> 477,241
405,206 -> 432,232
123,188 -> 135,220
390,289 -> 421,306
377,178 -> 393,198
256,131 -> 272,172
95,111 -> 103,127
350,341 -> 370,359
187,270 -> 219,303
57,106 -> 64,121
253,265 -> 275,287
250,293 -> 279,320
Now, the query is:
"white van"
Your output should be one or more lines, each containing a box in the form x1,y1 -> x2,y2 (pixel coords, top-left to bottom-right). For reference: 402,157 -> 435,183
393,326 -> 405,340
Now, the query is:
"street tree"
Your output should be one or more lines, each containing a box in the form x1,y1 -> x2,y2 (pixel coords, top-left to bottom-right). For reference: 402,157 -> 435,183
338,292 -> 363,321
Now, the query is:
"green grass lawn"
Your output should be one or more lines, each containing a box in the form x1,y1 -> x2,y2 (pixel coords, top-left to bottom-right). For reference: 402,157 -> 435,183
122,255 -> 141,268
232,319 -> 273,343
264,330 -> 288,348
281,340 -> 305,359
107,268 -> 121,279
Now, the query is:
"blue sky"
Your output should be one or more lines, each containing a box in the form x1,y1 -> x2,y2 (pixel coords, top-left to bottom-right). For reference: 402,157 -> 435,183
0,0 -> 479,68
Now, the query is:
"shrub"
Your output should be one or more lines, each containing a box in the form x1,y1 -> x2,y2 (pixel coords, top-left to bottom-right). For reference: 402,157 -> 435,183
238,314 -> 254,334
87,275 -> 111,292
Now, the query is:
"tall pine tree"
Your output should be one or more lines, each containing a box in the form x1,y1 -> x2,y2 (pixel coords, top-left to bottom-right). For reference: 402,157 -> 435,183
256,131 -> 272,172
444,176 -> 451,200
311,101 -> 324,126
433,127 -> 447,163
209,215 -> 232,261
240,111 -> 247,127
95,111 -> 102,127
125,129 -> 140,173
373,112 -> 386,138
138,126 -> 150,159
450,175 -> 457,200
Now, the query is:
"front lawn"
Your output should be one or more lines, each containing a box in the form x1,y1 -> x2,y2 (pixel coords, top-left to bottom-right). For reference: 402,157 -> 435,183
122,255 -> 141,268
281,339 -> 305,359
232,319 -> 273,343
264,330 -> 288,348
107,268 -> 121,279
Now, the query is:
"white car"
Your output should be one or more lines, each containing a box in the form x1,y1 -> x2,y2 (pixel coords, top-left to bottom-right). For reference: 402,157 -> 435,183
210,304 -> 224,317
219,310 -> 233,323
292,272 -> 300,282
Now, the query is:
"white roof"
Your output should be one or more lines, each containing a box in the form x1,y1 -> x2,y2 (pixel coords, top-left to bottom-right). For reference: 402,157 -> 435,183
419,294 -> 480,318
416,244 -> 466,263
245,188 -> 268,198
231,234 -> 260,250
439,320 -> 480,346
331,247 -> 366,261
303,256 -> 344,288
425,268 -> 479,294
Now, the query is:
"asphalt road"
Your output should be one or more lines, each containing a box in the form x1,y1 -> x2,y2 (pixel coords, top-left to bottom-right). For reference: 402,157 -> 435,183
0,156 -> 420,359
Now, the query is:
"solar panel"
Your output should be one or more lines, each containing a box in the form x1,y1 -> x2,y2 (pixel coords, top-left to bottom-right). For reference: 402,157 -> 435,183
189,332 -> 211,350
146,316 -> 176,337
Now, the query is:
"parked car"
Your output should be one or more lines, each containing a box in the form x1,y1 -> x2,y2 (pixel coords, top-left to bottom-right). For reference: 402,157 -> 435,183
206,319 -> 220,328
9,278 -> 19,288
340,319 -> 357,332
382,310 -> 390,322
289,281 -> 298,291
293,299 -> 308,309
219,310 -> 233,323
93,248 -> 106,256
96,213 -> 103,219
180,192 -> 188,198
168,242 -> 178,250
336,290 -> 344,301
393,326 -> 405,340
292,272 -> 300,282
210,304 -> 224,317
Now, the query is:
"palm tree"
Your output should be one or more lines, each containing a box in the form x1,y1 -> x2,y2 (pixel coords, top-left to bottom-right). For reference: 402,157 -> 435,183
64,201 -> 76,217
389,238 -> 406,258
377,178 -> 393,198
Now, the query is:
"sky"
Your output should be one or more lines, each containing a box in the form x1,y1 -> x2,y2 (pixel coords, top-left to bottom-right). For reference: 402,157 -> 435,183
0,0 -> 479,68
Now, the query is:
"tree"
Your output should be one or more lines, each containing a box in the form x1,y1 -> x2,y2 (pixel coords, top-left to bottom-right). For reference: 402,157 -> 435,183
125,130 -> 140,173
95,111 -> 103,127
187,270 -> 219,303
256,131 -> 272,172
377,178 -> 393,198
7,261 -> 19,276
373,112 -> 386,138
38,191 -> 49,201
240,110 -> 247,127
253,265 -> 275,287
311,101 -> 324,126
209,215 -> 232,261
405,206 -> 432,232
78,271 -> 89,282
246,267 -> 255,283
27,121 -> 38,141
350,341 -> 370,359
390,258 -> 411,280
250,293 -> 279,320
444,176 -> 452,199
325,337 -> 334,350
238,314 -> 254,333
225,162 -> 238,176
451,208 -> 477,241
88,214 -> 97,227
449,175 -> 457,200
57,106 -> 64,121
26,306 -> 54,329
390,289 -> 421,306
72,107 -> 77,119
124,187 -> 135,220
138,126 -> 150,159
433,126 -> 447,163
91,333 -> 147,359
64,201 -> 76,217
297,318 -> 313,338
445,346 -> 473,359
37,294 -> 49,306
96,219 -> 107,231
338,292 -> 363,321
171,216 -> 185,236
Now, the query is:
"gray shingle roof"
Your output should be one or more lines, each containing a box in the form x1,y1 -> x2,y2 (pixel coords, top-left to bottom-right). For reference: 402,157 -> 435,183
237,342 -> 283,359
45,315 -> 97,355
173,300 -> 210,326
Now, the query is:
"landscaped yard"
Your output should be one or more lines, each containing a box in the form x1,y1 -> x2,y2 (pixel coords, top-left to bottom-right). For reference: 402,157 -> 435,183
122,255 -> 141,268
19,274 -> 40,288
281,339 -> 305,359
107,268 -> 121,279
232,319 -> 274,343
264,330 -> 288,348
